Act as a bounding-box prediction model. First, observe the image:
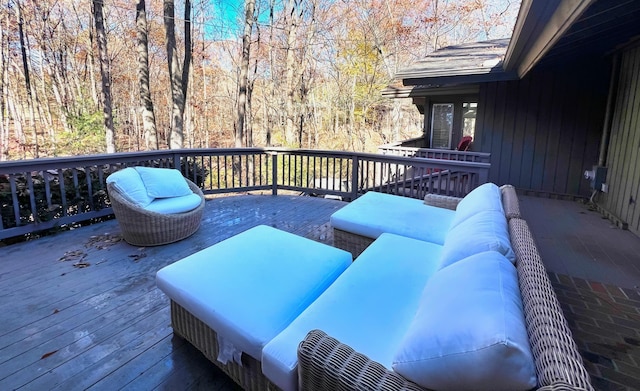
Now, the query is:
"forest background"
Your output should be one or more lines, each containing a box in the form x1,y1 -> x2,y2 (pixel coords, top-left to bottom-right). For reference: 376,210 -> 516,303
0,0 -> 520,161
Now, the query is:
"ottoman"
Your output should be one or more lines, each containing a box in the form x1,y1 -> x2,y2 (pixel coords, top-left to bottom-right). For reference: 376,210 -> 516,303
155,225 -> 352,390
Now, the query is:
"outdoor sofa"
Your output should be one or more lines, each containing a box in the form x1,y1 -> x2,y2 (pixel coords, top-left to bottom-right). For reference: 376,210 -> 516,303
156,183 -> 594,391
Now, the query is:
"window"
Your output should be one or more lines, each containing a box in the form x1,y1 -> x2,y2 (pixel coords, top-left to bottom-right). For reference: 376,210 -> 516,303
431,103 -> 454,149
463,102 -> 477,139
427,100 -> 477,150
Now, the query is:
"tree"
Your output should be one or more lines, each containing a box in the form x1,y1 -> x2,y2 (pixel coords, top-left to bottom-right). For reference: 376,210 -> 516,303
93,0 -> 116,153
15,0 -> 39,157
235,0 -> 256,147
163,0 -> 191,149
136,0 -> 158,150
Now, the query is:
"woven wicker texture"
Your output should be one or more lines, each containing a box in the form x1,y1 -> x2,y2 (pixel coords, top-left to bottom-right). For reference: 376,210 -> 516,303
509,218 -> 594,391
107,179 -> 205,246
298,330 -> 426,391
333,228 -> 374,259
422,193 -> 461,210
501,184 -> 522,219
299,328 -> 593,391
171,301 -> 280,391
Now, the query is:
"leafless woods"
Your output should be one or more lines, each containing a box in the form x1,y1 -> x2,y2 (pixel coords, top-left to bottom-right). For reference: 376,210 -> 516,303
0,0 -> 519,160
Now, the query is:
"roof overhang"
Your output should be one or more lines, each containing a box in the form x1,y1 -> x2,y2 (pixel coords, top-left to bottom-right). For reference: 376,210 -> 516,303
503,0 -> 597,78
394,39 -> 516,87
381,85 -> 480,99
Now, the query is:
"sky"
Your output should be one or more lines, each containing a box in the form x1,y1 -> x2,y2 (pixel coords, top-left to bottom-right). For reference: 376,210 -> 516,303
205,0 -> 276,40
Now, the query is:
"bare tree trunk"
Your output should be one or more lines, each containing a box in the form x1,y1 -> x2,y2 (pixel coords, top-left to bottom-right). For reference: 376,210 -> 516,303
235,0 -> 255,148
84,4 -> 99,108
283,0 -> 301,145
7,92 -> 25,158
93,0 -> 116,153
136,0 -> 158,150
265,0 -> 276,146
164,0 -> 191,149
0,8 -> 6,160
16,0 -> 39,157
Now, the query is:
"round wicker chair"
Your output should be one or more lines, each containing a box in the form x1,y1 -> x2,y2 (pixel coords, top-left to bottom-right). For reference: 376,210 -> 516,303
107,179 -> 205,246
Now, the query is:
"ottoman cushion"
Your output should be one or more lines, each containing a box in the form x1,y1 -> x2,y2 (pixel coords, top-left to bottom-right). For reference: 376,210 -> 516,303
156,225 -> 351,361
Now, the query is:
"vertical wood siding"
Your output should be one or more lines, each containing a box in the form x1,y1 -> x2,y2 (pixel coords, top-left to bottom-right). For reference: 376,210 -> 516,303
600,45 -> 640,234
475,61 -> 609,196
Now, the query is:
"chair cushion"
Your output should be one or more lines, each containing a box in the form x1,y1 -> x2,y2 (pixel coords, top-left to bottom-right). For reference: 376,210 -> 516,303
439,209 -> 515,269
450,182 -> 504,229
144,193 -> 202,214
392,251 -> 537,391
262,233 -> 443,391
156,225 -> 352,363
106,167 -> 154,207
330,191 -> 455,245
135,167 -> 192,198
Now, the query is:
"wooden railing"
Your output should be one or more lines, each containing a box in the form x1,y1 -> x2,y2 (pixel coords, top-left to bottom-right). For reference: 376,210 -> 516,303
379,138 -> 491,163
0,148 -> 490,240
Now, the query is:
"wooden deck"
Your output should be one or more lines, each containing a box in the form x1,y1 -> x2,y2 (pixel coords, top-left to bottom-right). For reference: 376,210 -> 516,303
1,193 -> 640,390
0,194 -> 343,391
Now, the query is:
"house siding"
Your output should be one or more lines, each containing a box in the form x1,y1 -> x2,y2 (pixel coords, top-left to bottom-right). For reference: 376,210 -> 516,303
475,61 -> 609,196
599,45 -> 640,234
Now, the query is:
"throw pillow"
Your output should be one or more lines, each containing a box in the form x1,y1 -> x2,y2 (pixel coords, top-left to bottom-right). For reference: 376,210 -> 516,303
106,167 -> 154,207
392,251 -> 537,391
450,182 -> 504,229
135,167 -> 192,198
439,209 -> 515,269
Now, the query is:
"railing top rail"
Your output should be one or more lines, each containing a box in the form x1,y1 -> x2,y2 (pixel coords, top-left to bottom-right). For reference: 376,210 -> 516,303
378,136 -> 425,149
0,147 -> 490,174
378,145 -> 492,158
268,148 -> 490,169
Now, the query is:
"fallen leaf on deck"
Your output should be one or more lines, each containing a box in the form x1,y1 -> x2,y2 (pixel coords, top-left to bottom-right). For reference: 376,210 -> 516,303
86,233 -> 122,249
58,250 -> 86,262
73,262 -> 91,268
128,253 -> 147,262
41,350 -> 58,359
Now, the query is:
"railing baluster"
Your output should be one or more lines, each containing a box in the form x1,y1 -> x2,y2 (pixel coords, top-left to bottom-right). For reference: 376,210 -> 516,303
272,153 -> 278,195
26,174 -> 37,223
58,170 -> 68,217
9,174 -> 21,227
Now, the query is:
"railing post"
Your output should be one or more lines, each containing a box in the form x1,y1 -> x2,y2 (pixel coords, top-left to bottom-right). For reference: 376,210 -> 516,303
351,155 -> 359,200
173,152 -> 182,172
271,153 -> 278,195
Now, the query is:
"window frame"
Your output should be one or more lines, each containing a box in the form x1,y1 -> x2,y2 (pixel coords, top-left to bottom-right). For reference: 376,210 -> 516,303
423,96 -> 478,150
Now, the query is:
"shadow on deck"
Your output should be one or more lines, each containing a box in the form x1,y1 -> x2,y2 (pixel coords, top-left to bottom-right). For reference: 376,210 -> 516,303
0,194 -> 639,390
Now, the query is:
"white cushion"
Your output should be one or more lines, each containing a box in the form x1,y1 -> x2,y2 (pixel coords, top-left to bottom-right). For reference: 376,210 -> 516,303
156,225 -> 351,361
439,210 -> 514,269
450,182 -> 504,229
135,167 -> 192,198
106,167 -> 154,207
330,191 -> 455,245
261,233 -> 443,391
392,251 -> 537,391
144,193 -> 202,214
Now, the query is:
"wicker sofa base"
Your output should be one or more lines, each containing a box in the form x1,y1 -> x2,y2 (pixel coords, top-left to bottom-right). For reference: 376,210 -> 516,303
333,229 -> 375,258
170,300 -> 279,391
